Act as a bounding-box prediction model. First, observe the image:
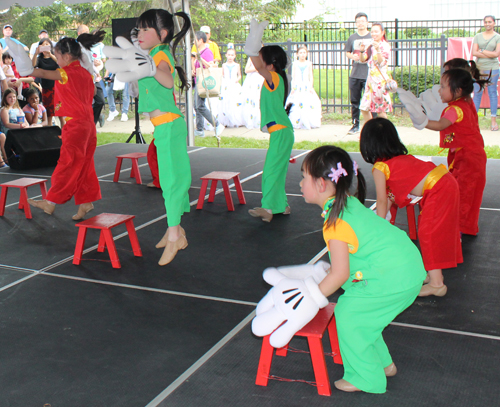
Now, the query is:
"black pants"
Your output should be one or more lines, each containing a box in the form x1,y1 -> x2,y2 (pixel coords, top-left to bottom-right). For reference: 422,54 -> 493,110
349,77 -> 366,125
93,83 -> 105,125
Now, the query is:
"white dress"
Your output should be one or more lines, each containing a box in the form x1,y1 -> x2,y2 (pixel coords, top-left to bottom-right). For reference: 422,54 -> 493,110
240,60 -> 264,129
286,60 -> 322,129
219,62 -> 243,127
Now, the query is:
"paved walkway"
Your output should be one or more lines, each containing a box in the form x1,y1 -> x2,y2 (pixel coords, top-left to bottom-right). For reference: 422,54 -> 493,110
99,116 -> 500,147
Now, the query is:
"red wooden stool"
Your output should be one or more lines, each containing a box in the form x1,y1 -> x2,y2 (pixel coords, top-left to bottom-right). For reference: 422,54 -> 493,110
0,177 -> 48,219
256,303 -> 343,396
113,152 -> 147,185
73,213 -> 142,269
389,197 -> 422,240
196,171 -> 246,211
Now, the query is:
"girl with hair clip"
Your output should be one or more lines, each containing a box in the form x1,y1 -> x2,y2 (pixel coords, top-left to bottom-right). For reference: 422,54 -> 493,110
244,19 -> 294,222
252,145 -> 426,393
219,44 -> 243,127
286,45 -> 322,129
423,68 -> 488,236
105,9 -> 192,265
360,118 -> 462,297
6,31 -> 105,219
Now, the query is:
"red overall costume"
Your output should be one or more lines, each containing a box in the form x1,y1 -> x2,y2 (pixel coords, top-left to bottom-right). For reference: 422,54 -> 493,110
147,139 -> 160,188
45,61 -> 101,205
440,97 -> 486,235
374,155 -> 463,271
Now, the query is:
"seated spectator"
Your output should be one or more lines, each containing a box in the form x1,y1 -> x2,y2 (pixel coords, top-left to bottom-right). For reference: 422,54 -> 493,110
0,45 -> 8,94
22,88 -> 47,127
0,131 -> 7,167
0,88 -> 29,134
2,52 -> 23,100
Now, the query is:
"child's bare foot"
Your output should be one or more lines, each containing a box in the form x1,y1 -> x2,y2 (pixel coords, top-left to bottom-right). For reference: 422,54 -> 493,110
28,199 -> 55,215
72,202 -> 94,221
419,284 -> 447,297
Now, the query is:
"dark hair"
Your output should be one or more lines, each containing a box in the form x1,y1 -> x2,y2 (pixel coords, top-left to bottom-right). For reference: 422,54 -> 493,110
24,87 -> 39,101
442,68 -> 488,97
370,23 -> 387,41
296,45 -> 308,56
136,9 -> 191,92
2,52 -> 12,63
55,29 -> 105,60
484,15 -> 496,22
260,45 -> 290,112
443,58 -> 480,81
38,38 -> 53,56
302,145 -> 366,227
359,118 -> 408,164
195,31 -> 207,43
355,12 -> 368,21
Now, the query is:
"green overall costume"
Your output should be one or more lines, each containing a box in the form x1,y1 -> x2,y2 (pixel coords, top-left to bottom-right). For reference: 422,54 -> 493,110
138,44 -> 191,227
323,196 -> 425,393
260,71 -> 294,213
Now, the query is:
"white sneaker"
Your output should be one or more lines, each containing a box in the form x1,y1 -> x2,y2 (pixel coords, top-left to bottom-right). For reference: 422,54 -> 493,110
215,123 -> 225,137
107,110 -> 119,121
194,130 -> 205,137
120,113 -> 128,122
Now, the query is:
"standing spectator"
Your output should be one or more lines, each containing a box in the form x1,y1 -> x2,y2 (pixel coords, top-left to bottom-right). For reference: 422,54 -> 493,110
0,24 -> 29,52
344,12 -> 372,134
192,31 -> 224,137
77,24 -> 106,126
472,15 -> 500,131
191,26 -> 221,65
29,29 -> 56,59
104,72 -> 130,122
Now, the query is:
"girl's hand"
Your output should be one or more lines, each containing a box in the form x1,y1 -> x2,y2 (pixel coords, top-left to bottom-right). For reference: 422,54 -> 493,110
359,43 -> 366,52
21,121 -> 29,128
373,41 -> 380,52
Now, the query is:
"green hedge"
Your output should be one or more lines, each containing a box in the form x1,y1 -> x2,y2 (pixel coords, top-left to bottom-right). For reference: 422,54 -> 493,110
393,66 -> 441,103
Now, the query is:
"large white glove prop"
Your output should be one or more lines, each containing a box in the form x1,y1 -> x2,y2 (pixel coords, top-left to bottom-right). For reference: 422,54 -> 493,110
244,19 -> 268,56
104,36 -> 156,83
5,38 -> 33,76
260,261 -> 330,290
252,270 -> 329,349
397,88 -> 428,130
419,84 -> 446,121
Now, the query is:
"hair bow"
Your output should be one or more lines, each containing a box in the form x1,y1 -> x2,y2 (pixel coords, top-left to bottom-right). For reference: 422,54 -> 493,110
353,160 -> 358,176
328,163 -> 348,184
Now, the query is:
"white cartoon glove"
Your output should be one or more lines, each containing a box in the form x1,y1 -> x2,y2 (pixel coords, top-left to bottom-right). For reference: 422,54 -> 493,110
252,269 -> 329,349
104,37 -> 156,82
397,88 -> 428,130
244,19 -> 268,56
260,261 -> 330,288
130,27 -> 140,49
5,38 -> 33,76
419,84 -> 447,121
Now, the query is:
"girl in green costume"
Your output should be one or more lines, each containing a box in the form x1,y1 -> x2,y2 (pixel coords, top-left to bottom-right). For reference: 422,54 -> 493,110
245,24 -> 294,222
135,9 -> 192,265
300,146 -> 426,393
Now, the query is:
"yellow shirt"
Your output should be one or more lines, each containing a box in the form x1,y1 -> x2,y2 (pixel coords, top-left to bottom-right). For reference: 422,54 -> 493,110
191,41 -> 221,62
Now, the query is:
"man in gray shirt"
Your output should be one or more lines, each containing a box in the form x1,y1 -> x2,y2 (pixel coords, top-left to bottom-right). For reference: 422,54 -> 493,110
344,12 -> 372,134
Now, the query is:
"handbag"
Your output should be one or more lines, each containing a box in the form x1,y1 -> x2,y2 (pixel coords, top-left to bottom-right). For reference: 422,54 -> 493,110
196,67 -> 223,98
375,63 -> 398,93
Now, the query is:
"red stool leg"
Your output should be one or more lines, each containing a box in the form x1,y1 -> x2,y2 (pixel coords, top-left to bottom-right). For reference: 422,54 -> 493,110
327,315 -> 343,365
233,175 -> 246,204
389,205 -> 398,225
0,186 -> 8,216
113,158 -> 124,182
208,180 -> 218,203
308,337 -> 332,396
275,345 -> 289,357
406,204 -> 417,240
256,335 -> 274,387
97,230 -> 106,253
73,227 -> 88,265
131,158 -> 142,184
39,182 -> 47,199
19,187 -> 32,219
196,179 -> 210,210
125,219 -> 142,257
102,229 -> 121,268
221,180 -> 235,211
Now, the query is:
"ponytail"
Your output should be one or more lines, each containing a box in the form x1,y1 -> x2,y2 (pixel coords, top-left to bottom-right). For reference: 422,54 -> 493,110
260,45 -> 290,111
171,12 -> 191,93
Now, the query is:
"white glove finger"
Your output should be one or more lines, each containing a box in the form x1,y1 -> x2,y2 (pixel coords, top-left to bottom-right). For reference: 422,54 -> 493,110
116,71 -> 141,83
432,84 -> 442,101
255,289 -> 275,315
116,36 -> 135,50
252,307 -> 286,337
263,268 -> 287,286
104,46 -> 127,60
105,59 -> 126,74
269,308 -> 319,349
396,88 -> 417,106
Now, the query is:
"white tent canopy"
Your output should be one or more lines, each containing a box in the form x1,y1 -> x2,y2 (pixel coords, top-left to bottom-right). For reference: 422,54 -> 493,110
2,0 -> 141,7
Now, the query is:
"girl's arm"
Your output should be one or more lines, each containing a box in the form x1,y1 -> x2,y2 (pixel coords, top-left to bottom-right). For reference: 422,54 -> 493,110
32,82 -> 42,92
32,67 -> 62,81
244,59 -> 256,74
153,60 -> 174,89
481,43 -> 500,59
32,51 -> 38,67
236,63 -> 241,82
24,110 -> 36,125
1,109 -> 28,129
318,239 -> 350,297
425,116 -> 452,131
249,55 -> 273,85
40,109 -> 48,126
373,168 -> 390,218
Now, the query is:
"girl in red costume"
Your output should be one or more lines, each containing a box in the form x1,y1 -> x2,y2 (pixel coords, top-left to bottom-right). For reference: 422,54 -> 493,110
8,32 -> 105,219
425,68 -> 488,236
360,118 -> 462,297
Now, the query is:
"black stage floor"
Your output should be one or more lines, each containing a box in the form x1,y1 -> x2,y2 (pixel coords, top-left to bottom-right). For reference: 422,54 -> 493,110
0,143 -> 499,406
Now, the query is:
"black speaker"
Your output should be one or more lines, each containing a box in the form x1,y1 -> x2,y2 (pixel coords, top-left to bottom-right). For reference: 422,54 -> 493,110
5,126 -> 62,170
111,18 -> 137,45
